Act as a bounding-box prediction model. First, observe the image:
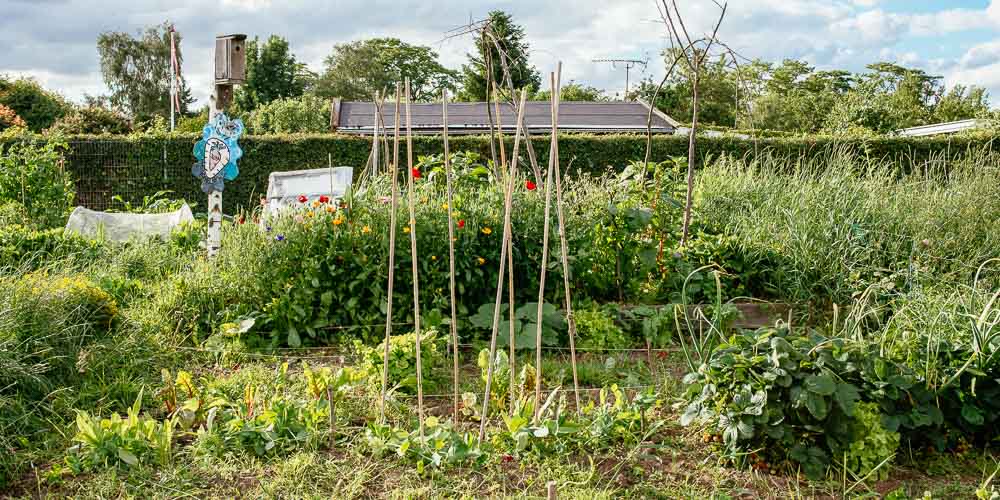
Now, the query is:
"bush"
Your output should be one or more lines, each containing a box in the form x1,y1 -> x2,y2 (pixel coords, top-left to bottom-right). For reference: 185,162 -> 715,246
0,104 -> 26,132
355,330 -> 445,394
0,139 -> 75,228
248,95 -> 329,134
0,77 -> 71,132
575,307 -> 631,350
47,107 -> 132,135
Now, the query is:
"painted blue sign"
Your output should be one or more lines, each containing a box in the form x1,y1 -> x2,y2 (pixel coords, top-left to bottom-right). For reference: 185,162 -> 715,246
192,113 -> 244,193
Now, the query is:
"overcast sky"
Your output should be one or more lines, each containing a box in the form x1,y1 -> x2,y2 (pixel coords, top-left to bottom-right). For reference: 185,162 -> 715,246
2,0 -> 999,107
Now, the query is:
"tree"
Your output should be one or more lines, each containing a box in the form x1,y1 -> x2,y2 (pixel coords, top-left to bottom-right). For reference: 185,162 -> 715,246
97,22 -> 194,121
0,76 -> 72,132
313,38 -> 457,102
632,49 -> 737,127
234,35 -> 312,112
458,11 -> 541,101
248,95 -> 329,134
534,82 -> 608,102
932,85 -> 991,123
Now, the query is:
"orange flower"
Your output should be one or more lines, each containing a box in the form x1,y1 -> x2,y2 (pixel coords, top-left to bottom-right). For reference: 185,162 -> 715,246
332,217 -> 344,226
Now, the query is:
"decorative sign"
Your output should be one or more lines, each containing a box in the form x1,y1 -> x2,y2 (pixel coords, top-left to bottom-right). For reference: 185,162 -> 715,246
192,113 -> 244,193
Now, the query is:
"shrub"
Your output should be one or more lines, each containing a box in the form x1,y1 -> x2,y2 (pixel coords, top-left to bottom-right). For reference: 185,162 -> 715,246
248,95 -> 329,134
0,104 -> 26,131
575,307 -> 631,350
355,330 -> 445,394
0,77 -> 70,132
65,394 -> 174,472
0,139 -> 75,228
47,107 -> 132,135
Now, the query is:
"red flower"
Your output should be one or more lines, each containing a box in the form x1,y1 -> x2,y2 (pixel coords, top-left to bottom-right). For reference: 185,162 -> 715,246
318,195 -> 330,203
457,219 -> 465,229
525,180 -> 537,191
502,454 -> 514,463
297,195 -> 308,203
412,167 -> 421,179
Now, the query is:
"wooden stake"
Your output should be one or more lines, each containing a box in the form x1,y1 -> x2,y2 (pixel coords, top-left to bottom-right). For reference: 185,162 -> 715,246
547,481 -> 558,500
533,68 -> 560,423
494,85 -> 516,414
379,84 -> 402,424
549,64 -> 581,410
404,79 -> 425,436
480,88 -> 529,443
443,89 -> 460,422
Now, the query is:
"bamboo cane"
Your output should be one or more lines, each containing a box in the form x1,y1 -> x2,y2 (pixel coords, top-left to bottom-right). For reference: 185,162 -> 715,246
379,84 -> 402,424
494,84 -> 516,414
443,89 -> 460,422
404,79 -> 425,436
533,68 -> 560,423
549,63 -> 581,410
480,88 -> 529,443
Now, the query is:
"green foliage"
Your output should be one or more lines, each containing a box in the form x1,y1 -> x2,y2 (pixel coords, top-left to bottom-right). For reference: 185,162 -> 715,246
0,104 -> 27,132
314,38 -> 458,102
248,95 -> 329,134
364,417 -> 485,471
469,302 -> 566,349
356,330 -> 445,394
534,82 -> 608,102
475,348 -> 535,414
845,402 -> 900,481
0,76 -> 71,132
0,139 -> 74,228
46,106 -> 132,135
235,35 -> 312,112
96,21 -> 194,120
66,392 -> 175,472
458,11 -> 541,102
575,307 -> 631,351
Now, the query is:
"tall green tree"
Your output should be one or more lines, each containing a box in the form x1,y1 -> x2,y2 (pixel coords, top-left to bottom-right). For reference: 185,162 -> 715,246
533,82 -> 608,102
313,38 -> 457,102
97,22 -> 194,121
234,35 -> 313,112
458,10 -> 541,101
633,49 -> 737,127
0,76 -> 72,132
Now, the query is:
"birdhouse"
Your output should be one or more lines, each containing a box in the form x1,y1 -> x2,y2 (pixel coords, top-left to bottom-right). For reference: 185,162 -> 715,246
214,34 -> 247,85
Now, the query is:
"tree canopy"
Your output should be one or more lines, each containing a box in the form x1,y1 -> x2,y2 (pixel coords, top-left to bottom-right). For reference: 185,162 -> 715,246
458,10 -> 541,101
0,76 -> 71,132
313,38 -> 457,102
97,21 -> 194,121
235,35 -> 313,112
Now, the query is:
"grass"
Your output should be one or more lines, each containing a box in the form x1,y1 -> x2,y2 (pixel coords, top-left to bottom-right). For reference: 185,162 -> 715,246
1,149 -> 999,497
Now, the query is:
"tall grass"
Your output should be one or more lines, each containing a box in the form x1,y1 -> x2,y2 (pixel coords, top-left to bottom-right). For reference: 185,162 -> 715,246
696,148 -> 1000,305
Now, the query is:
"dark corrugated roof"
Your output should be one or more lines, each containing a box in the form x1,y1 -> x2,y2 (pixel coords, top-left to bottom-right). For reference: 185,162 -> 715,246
334,100 -> 677,135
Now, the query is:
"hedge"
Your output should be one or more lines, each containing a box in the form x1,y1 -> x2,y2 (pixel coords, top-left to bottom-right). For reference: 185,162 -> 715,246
2,132 -> 997,212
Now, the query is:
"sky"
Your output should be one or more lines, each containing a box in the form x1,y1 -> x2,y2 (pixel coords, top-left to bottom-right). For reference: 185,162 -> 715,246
2,0 -> 999,107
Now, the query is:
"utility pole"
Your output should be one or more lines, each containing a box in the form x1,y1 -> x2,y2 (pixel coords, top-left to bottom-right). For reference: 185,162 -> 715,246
592,58 -> 647,100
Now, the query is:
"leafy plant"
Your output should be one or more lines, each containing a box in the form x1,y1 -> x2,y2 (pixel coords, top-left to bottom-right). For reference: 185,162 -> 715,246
66,391 -> 175,472
575,307 -> 632,350
364,416 -> 485,472
0,139 -> 74,228
355,330 -> 445,394
469,302 -> 566,350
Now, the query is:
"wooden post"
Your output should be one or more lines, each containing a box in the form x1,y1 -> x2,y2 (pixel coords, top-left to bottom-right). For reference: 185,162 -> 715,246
533,67 -> 561,423
373,91 -> 380,176
379,84 -> 402,424
547,481 -> 557,500
480,89 -> 529,443
443,89 -> 460,422
549,63 -> 580,410
494,85 -> 516,414
404,79 -> 425,436
206,83 -> 230,258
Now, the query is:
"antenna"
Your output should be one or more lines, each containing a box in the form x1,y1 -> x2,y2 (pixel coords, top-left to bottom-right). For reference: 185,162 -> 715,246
592,58 -> 647,100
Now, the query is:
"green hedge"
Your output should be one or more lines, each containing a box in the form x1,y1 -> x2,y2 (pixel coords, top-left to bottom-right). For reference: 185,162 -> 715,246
3,132 -> 997,212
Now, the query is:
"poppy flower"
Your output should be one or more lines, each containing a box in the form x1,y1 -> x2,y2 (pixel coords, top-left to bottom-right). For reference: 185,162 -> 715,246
457,220 -> 465,229
502,454 -> 514,463
412,167 -> 421,179
318,195 -> 330,204
525,180 -> 537,191
298,195 -> 308,203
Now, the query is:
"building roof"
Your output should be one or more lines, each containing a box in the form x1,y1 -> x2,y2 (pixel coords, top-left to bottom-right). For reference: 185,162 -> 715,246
896,119 -> 988,137
331,100 -> 678,135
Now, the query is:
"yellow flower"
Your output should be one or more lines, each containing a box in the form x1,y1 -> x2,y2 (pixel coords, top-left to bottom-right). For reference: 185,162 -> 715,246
325,205 -> 336,213
431,255 -> 438,261
362,225 -> 371,234
332,217 -> 344,226
311,200 -> 321,208
305,211 -> 314,218
403,226 -> 411,234
477,257 -> 486,265
481,227 -> 492,235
